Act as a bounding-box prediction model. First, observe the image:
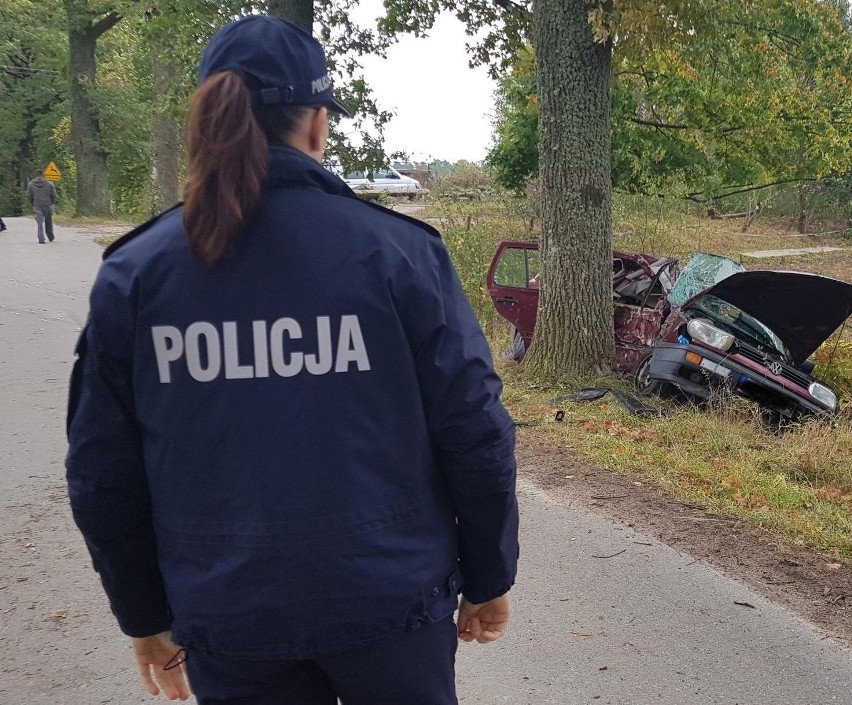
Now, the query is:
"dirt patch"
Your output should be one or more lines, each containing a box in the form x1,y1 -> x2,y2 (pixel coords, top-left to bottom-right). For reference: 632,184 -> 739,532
517,435 -> 852,647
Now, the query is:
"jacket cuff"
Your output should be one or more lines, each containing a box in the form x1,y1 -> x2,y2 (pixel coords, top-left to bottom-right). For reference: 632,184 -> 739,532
462,581 -> 514,605
112,598 -> 173,638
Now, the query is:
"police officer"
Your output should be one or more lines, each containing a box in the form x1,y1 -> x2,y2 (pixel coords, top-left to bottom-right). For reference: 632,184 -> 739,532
66,15 -> 518,705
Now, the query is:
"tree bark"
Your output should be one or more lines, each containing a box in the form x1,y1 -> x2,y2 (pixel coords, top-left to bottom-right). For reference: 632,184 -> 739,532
525,0 -> 615,381
266,0 -> 314,30
150,44 -> 181,214
64,3 -> 120,216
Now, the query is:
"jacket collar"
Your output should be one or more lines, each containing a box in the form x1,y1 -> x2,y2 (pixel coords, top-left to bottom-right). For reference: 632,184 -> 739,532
267,145 -> 356,199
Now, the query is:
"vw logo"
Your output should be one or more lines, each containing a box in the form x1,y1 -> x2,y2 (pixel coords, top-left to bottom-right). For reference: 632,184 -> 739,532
767,361 -> 783,376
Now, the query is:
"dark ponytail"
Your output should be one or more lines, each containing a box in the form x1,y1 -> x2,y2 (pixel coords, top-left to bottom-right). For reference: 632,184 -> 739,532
184,72 -> 268,265
184,72 -> 316,265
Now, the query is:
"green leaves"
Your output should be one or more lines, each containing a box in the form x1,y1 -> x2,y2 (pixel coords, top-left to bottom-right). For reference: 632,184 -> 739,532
488,0 -> 852,200
0,0 -> 68,213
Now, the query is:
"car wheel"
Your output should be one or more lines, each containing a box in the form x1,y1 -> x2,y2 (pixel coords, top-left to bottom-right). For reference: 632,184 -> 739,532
633,353 -> 662,396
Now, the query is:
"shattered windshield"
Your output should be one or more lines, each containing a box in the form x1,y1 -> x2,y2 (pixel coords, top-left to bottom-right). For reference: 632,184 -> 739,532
688,294 -> 791,360
667,253 -> 746,308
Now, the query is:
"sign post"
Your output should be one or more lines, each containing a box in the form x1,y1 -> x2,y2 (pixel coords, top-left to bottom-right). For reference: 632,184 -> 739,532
43,161 -> 61,182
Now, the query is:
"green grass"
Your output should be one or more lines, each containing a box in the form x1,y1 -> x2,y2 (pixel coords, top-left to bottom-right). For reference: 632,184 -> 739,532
53,214 -> 134,228
499,366 -> 852,556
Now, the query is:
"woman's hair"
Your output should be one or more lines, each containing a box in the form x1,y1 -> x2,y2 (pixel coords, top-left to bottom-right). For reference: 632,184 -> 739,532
184,71 -> 311,265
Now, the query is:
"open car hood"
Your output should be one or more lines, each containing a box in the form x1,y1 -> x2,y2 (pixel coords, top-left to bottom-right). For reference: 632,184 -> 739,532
689,271 -> 852,365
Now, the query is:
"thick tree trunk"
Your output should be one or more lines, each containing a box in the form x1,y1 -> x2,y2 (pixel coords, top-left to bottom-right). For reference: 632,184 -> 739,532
266,0 -> 314,30
64,4 -> 120,216
525,0 -> 615,381
150,45 -> 181,214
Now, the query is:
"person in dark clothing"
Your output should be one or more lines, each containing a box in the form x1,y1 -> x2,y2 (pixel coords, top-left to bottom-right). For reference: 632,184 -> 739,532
0,218 -> 6,232
26,171 -> 57,243
66,15 -> 519,705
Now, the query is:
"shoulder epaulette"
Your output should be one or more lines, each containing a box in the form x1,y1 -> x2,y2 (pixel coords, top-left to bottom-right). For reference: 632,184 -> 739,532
361,200 -> 443,240
102,203 -> 183,260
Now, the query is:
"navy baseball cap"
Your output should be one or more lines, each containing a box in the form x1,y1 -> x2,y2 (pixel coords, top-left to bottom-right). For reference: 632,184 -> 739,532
199,15 -> 352,118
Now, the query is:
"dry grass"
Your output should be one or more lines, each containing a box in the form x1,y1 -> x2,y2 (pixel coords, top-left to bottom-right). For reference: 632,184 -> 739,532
499,364 -> 852,556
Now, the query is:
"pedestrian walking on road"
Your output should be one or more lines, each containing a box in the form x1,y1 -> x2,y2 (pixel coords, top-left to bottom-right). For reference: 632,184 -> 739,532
66,14 -> 518,705
26,170 -> 57,243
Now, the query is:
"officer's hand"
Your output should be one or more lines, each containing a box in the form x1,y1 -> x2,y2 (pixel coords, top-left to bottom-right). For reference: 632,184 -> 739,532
457,593 -> 511,644
131,631 -> 192,700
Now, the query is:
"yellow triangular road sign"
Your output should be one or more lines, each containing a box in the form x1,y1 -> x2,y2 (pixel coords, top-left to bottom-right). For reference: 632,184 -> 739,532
43,161 -> 61,181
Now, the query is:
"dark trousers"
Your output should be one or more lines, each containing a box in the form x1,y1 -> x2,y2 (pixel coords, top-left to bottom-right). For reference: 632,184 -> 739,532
186,617 -> 459,705
34,207 -> 54,242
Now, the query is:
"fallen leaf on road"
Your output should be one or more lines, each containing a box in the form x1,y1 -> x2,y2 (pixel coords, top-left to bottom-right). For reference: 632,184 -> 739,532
46,609 -> 68,623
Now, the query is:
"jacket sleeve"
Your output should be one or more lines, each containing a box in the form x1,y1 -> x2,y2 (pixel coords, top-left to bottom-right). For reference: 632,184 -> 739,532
66,307 -> 172,637
399,236 -> 519,604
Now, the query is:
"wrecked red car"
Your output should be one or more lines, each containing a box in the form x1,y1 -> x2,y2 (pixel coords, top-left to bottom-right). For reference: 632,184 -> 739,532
648,265 -> 852,418
486,241 -> 680,372
486,243 -> 852,418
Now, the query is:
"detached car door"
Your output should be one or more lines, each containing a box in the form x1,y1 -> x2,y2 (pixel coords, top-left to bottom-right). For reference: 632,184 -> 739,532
486,242 -> 541,348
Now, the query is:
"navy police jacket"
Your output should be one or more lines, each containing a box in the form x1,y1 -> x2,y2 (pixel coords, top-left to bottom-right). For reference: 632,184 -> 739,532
66,146 -> 518,659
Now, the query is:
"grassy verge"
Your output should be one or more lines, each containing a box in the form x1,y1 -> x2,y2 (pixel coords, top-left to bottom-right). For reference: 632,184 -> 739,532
53,214 -> 134,228
500,365 -> 852,557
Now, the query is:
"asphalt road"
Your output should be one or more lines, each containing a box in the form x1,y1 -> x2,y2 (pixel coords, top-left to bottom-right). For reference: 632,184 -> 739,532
1,216 -> 850,705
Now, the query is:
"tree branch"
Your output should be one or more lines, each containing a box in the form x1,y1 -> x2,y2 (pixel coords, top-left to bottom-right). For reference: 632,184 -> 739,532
689,177 -> 816,202
90,11 -> 122,39
629,117 -> 690,129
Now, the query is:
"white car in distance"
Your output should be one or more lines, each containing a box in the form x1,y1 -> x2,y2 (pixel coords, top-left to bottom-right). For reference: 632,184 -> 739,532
342,166 -> 423,194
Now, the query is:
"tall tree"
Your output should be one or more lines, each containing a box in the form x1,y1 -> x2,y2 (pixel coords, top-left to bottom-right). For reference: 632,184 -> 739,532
525,0 -> 615,376
62,0 -> 122,215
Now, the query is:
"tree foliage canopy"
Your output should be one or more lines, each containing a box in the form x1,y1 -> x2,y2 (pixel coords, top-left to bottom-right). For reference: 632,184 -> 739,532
488,0 -> 852,200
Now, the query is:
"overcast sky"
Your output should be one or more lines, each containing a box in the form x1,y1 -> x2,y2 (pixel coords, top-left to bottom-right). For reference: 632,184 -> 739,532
342,3 -> 498,164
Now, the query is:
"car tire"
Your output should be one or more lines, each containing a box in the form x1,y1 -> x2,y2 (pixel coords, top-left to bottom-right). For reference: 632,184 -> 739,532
633,353 -> 663,396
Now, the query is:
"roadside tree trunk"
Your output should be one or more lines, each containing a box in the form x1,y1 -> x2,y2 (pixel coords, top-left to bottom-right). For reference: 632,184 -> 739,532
150,44 -> 181,214
63,2 -> 121,216
525,0 -> 615,381
267,0 -> 314,30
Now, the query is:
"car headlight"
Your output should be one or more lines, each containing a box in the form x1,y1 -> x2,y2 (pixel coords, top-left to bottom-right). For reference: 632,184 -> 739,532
808,382 -> 837,410
686,319 -> 734,352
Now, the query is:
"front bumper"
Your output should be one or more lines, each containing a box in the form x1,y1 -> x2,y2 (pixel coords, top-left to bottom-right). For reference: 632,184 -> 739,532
648,342 -> 830,417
